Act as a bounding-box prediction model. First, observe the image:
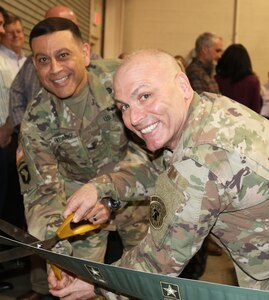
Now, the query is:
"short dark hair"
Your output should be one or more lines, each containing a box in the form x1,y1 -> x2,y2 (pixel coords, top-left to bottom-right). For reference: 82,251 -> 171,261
29,17 -> 83,50
0,6 -> 9,23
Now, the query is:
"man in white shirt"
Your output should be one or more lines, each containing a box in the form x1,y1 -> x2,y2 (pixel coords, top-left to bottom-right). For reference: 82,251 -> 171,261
0,14 -> 26,147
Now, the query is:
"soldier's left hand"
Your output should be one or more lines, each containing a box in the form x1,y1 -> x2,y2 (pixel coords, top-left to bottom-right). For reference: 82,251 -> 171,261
48,266 -> 72,291
48,268 -> 96,300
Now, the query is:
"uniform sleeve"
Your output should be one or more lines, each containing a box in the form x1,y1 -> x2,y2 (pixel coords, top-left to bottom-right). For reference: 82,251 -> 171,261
89,140 -> 164,202
17,115 -> 66,241
112,159 -> 222,275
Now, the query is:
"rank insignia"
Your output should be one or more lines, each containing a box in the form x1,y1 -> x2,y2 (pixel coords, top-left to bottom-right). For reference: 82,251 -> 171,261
85,265 -> 106,283
160,281 -> 181,300
149,195 -> 166,229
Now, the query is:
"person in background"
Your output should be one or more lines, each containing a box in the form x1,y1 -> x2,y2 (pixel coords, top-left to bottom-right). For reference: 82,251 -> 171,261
260,71 -> 269,119
0,16 -> 27,277
215,43 -> 261,114
0,15 -> 26,148
0,5 -> 14,293
186,32 -> 223,94
49,48 -> 269,299
0,15 -> 26,226
0,15 -> 26,77
0,15 -> 26,229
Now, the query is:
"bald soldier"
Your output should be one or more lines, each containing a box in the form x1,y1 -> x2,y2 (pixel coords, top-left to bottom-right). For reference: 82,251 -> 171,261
49,49 -> 269,298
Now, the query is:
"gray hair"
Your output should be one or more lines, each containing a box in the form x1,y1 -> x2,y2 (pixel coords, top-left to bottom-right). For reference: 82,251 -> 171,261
195,32 -> 220,53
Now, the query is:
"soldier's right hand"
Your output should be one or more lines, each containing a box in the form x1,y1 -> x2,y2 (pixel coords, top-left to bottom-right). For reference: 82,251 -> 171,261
64,182 -> 98,223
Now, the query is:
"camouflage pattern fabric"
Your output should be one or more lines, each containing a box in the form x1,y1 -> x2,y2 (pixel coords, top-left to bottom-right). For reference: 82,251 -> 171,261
17,59 -> 162,261
115,92 -> 269,290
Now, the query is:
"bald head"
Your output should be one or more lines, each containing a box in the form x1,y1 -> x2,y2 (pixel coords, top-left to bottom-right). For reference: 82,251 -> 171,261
115,49 -> 182,81
113,49 -> 194,151
45,5 -> 78,25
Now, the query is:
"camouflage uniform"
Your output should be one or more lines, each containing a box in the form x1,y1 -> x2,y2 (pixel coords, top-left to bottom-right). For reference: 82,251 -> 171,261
116,92 -> 269,290
17,59 -> 162,261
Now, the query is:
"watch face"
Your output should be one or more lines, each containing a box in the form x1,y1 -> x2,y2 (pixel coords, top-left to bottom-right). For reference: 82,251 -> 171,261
109,198 -> 121,210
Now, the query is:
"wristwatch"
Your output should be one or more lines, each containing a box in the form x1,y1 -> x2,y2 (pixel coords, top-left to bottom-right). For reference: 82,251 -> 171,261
101,197 -> 121,211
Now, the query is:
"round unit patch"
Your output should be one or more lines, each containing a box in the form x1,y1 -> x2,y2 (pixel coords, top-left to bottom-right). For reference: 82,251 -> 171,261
149,195 -> 166,229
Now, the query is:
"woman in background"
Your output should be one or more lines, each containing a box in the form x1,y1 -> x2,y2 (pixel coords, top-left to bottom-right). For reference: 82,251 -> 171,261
215,43 -> 261,113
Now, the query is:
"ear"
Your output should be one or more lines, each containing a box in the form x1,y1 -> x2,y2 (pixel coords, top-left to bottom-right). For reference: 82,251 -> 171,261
176,72 -> 193,100
201,44 -> 209,56
82,42 -> 91,66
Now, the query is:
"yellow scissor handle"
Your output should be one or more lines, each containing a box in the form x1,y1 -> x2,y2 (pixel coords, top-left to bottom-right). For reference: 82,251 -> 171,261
51,264 -> 62,280
56,213 -> 100,239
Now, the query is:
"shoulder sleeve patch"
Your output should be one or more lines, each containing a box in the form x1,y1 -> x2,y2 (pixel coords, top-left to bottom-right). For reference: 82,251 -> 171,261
16,141 -> 44,194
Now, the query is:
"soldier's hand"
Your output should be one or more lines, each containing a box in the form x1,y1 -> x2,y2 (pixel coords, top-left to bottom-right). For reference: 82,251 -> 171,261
64,183 -> 102,223
49,268 -> 96,300
48,266 -> 72,290
86,200 -> 111,224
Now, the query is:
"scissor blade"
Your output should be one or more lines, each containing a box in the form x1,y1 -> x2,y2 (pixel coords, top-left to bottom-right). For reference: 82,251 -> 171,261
0,246 -> 34,262
29,235 -> 59,250
0,234 -> 58,262
0,219 -> 38,243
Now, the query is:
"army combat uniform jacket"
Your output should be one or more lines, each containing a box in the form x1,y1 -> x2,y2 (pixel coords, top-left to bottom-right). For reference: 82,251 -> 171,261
116,92 -> 269,290
17,59 -> 160,248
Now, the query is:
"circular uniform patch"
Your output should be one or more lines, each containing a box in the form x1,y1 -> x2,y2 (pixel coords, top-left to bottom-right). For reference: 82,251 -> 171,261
149,195 -> 166,229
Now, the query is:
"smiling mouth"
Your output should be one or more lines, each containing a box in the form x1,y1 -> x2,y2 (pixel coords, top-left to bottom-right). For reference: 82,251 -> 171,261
140,122 -> 158,134
53,75 -> 69,84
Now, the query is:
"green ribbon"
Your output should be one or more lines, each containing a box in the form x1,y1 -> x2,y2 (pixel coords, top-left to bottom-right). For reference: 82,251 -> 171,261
1,235 -> 269,300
